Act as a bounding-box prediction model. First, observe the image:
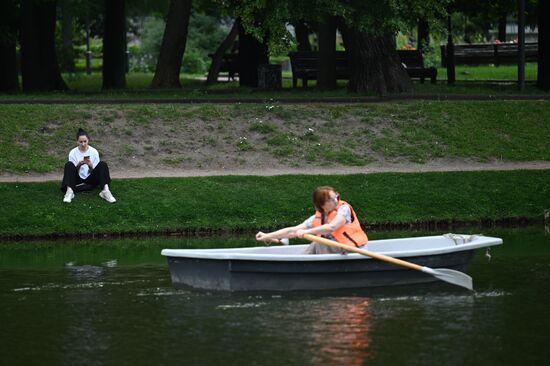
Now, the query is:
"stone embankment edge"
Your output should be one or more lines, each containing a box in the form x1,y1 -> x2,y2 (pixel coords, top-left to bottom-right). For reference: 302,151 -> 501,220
0,216 -> 542,242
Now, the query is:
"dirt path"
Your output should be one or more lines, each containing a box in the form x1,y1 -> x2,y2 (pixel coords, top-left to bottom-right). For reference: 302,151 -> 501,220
2,160 -> 549,183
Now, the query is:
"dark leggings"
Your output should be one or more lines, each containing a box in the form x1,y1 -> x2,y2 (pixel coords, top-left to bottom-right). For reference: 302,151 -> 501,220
61,161 -> 112,193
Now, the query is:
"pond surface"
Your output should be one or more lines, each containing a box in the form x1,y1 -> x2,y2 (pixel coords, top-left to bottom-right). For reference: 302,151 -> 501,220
1,228 -> 549,365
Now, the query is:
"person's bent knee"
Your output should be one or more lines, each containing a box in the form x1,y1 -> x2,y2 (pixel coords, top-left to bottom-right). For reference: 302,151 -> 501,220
64,161 -> 76,170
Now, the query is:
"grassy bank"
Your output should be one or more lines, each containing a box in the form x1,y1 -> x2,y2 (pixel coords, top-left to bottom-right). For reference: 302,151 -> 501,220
0,170 -> 548,238
1,101 -> 549,173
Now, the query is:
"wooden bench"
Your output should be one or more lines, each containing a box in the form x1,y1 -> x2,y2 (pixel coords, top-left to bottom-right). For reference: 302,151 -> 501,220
287,51 -> 349,88
440,42 -> 538,66
396,50 -> 437,84
208,53 -> 238,80
288,50 -> 437,88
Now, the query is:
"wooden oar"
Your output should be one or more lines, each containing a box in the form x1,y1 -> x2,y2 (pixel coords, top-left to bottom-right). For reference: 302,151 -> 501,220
303,234 -> 473,290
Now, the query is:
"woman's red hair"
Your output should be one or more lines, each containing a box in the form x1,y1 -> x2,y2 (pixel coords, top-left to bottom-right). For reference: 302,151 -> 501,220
312,186 -> 336,212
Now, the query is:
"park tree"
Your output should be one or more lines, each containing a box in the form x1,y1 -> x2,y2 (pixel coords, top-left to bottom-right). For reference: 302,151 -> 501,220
0,0 -> 19,92
341,26 -> 411,94
292,21 -> 312,51
238,19 -> 269,87
59,0 -> 75,72
235,0 -> 448,94
233,2 -> 273,87
151,0 -> 193,88
102,0 -> 126,89
206,19 -> 239,85
20,0 -> 68,92
338,1 -> 449,94
317,14 -> 337,89
286,1 -> 338,89
417,18 -> 430,51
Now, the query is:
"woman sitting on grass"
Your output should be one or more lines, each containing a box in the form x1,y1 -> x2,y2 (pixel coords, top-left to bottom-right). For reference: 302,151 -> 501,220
255,186 -> 368,254
61,128 -> 116,204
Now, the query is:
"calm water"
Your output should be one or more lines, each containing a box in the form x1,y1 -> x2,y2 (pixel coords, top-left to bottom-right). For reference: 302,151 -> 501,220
1,228 -> 549,366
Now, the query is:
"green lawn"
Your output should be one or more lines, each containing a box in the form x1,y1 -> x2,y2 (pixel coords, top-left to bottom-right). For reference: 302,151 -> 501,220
436,63 -> 538,81
0,62 -> 546,101
0,170 -> 548,238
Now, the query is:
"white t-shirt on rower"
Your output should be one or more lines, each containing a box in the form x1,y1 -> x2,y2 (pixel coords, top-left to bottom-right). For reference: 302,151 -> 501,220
68,146 -> 100,179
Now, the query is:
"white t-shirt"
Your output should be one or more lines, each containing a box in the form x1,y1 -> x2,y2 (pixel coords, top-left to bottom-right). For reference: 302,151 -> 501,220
68,146 -> 100,179
302,205 -> 352,228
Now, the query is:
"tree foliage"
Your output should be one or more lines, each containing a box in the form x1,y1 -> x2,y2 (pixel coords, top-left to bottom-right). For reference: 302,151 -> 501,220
228,0 -> 450,54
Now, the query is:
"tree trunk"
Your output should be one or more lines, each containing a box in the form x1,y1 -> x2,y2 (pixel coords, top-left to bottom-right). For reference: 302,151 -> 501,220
417,19 -> 429,52
446,14 -> 455,85
537,0 -> 550,90
20,0 -> 67,92
317,15 -> 337,90
206,19 -> 238,85
150,0 -> 192,89
102,0 -> 126,90
294,22 -> 311,51
341,27 -> 412,95
60,0 -> 75,72
497,13 -> 507,42
238,21 -> 268,87
0,0 -> 19,92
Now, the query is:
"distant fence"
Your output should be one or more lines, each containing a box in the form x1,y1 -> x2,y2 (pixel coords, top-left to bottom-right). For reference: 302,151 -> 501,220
440,42 -> 538,66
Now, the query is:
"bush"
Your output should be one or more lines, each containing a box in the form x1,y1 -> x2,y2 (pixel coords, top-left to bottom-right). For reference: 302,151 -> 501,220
182,48 -> 207,74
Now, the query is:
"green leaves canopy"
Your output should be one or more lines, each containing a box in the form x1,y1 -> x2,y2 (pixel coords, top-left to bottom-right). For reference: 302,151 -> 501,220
228,0 -> 450,52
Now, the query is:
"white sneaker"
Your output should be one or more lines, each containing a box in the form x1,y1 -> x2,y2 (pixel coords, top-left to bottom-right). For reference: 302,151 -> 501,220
99,190 -> 116,203
63,191 -> 74,203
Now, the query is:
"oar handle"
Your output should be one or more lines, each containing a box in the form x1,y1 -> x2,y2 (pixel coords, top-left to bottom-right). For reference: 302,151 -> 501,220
303,234 -> 424,272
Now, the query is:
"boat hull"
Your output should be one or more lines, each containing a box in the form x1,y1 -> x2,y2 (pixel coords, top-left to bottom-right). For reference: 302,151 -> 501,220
165,250 -> 474,291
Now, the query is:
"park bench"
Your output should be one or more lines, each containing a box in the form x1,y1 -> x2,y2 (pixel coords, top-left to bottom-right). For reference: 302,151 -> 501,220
208,53 -> 238,80
288,50 -> 437,88
440,42 -> 538,66
396,50 -> 438,84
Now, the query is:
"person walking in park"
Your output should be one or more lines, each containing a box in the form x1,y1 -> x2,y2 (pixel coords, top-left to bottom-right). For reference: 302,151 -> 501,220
255,186 -> 368,254
61,128 -> 116,204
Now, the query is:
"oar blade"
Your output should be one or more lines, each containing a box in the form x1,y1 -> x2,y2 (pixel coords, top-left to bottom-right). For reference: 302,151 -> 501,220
423,267 -> 473,290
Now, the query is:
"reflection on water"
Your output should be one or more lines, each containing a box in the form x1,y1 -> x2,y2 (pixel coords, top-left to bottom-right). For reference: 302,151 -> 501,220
306,298 -> 371,366
0,227 -> 549,365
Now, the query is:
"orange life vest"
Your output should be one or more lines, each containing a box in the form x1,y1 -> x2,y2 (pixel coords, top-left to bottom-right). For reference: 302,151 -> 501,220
312,200 -> 368,247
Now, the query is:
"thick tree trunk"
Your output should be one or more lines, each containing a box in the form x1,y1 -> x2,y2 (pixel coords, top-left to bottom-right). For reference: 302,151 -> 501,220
342,27 -> 412,95
206,19 -> 238,85
537,0 -> 550,90
497,14 -> 507,42
60,0 -> 75,72
238,21 -> 268,87
417,19 -> 429,51
20,0 -> 67,92
317,15 -> 337,90
151,0 -> 192,89
102,0 -> 126,90
294,22 -> 311,51
0,0 -> 19,92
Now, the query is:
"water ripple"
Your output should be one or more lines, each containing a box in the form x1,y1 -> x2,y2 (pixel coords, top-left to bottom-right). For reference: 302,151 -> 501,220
216,302 -> 267,310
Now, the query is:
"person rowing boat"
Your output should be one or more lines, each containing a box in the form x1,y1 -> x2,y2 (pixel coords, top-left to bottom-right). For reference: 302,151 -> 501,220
255,186 -> 368,254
